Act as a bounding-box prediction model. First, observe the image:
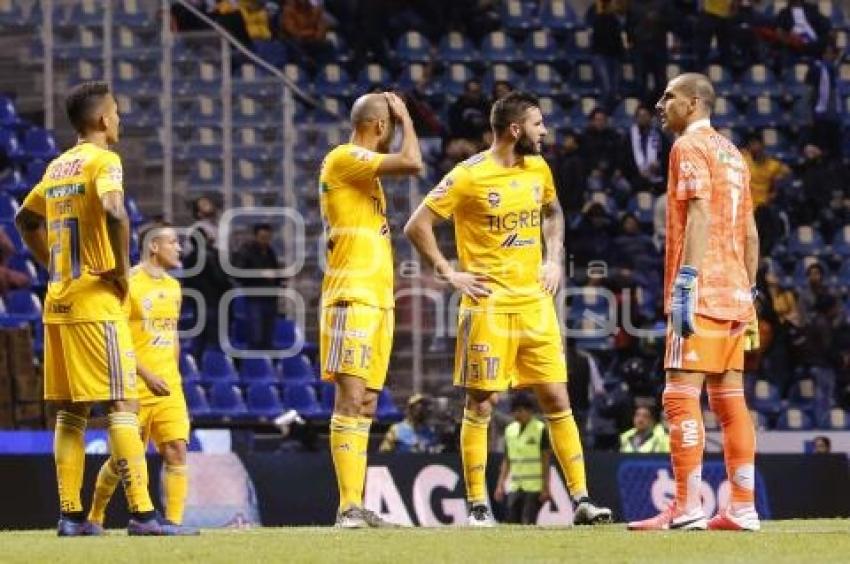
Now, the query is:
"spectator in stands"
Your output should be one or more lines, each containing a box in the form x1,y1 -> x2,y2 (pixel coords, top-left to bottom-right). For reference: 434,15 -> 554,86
210,0 -> 255,50
379,394 -> 440,453
789,144 -> 847,236
774,0 -> 831,58
568,201 -> 616,271
624,104 -> 668,192
233,223 -> 284,350
281,0 -> 333,70
741,132 -> 791,209
403,79 -> 444,138
566,341 -> 605,431
238,0 -> 272,41
0,225 -> 30,295
694,0 -> 734,71
806,42 -> 844,160
448,79 -> 490,143
812,435 -> 831,453
552,130 -> 587,215
491,80 -> 514,103
798,262 -> 832,324
493,393 -> 551,525
626,0 -> 676,103
619,404 -> 670,453
613,213 -> 659,274
581,108 -> 630,198
171,0 -> 212,32
802,294 -> 842,414
754,266 -> 800,391
586,0 -> 627,111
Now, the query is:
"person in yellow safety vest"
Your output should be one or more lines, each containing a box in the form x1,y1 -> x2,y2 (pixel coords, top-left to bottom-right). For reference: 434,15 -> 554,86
620,405 -> 670,453
493,393 -> 552,524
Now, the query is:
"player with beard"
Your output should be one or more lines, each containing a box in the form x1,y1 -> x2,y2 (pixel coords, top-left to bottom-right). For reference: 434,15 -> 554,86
405,92 -> 612,526
319,92 -> 422,528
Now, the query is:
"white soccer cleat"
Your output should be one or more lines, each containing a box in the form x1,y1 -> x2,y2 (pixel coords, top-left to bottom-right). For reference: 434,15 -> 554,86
335,507 -> 368,529
573,498 -> 614,525
708,506 -> 761,531
467,504 -> 496,527
627,503 -> 707,531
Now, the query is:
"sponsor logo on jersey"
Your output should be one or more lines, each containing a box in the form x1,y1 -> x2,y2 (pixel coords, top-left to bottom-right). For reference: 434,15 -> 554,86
470,343 -> 489,353
50,302 -> 73,315
48,158 -> 84,180
487,191 -> 501,209
350,148 -> 375,162
45,183 -> 85,199
500,233 -> 536,248
107,165 -> 123,184
430,176 -> 453,199
487,209 -> 542,232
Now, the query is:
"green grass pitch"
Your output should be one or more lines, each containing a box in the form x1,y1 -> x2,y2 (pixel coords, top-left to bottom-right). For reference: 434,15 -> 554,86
1,520 -> 848,563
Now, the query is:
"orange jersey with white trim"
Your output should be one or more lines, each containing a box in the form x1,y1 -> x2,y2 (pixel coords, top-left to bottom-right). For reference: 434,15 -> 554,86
664,122 -> 754,322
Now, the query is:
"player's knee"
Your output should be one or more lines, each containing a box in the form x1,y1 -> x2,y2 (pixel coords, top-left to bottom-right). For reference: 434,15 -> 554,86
360,390 -> 378,420
464,390 -> 496,416
107,399 -> 139,415
534,384 -> 570,414
56,401 -> 90,418
161,440 -> 188,465
333,374 -> 366,416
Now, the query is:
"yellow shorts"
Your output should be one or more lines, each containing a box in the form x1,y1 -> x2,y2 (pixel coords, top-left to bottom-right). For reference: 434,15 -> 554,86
139,392 -> 191,447
320,302 -> 393,391
454,303 -> 568,392
44,321 -> 138,402
664,315 -> 746,374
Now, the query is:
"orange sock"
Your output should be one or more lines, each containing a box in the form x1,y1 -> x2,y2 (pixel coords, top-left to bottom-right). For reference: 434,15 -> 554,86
663,382 -> 704,512
708,383 -> 756,509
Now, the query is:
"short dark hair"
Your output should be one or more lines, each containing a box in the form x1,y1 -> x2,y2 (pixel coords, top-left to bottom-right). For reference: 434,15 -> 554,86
589,107 -> 607,120
510,392 -> 535,412
139,221 -> 174,255
490,91 -> 540,136
65,81 -> 111,134
254,223 -> 273,234
813,435 -> 832,448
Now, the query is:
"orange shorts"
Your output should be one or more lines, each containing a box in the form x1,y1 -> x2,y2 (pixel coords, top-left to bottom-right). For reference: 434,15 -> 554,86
664,315 -> 747,374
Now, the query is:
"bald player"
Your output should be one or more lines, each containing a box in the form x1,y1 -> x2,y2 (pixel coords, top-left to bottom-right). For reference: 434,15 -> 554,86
318,92 -> 423,528
628,74 -> 760,531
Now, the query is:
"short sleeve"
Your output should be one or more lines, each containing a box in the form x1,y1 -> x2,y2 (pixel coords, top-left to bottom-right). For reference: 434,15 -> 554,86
672,141 -> 712,201
94,151 -> 124,197
21,181 -> 46,215
331,146 -> 385,187
540,159 -> 557,206
424,166 -> 471,219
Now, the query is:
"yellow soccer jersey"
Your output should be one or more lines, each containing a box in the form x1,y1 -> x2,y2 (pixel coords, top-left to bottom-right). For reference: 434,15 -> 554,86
126,267 -> 182,402
22,142 -> 126,323
319,143 -> 393,309
425,151 -> 557,312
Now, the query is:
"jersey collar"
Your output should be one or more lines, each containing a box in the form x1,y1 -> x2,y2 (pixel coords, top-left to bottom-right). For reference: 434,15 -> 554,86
685,118 -> 712,135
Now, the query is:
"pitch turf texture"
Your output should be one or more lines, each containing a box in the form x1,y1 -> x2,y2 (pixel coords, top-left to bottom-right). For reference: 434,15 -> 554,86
1,520 -> 849,563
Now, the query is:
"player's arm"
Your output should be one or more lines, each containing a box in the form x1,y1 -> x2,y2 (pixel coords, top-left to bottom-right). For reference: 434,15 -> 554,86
102,190 -> 131,296
404,204 -> 491,301
14,208 -> 49,268
136,362 -> 170,397
745,213 -> 759,288
375,93 -> 423,176
540,199 -> 565,295
680,198 -> 710,269
493,456 -> 510,502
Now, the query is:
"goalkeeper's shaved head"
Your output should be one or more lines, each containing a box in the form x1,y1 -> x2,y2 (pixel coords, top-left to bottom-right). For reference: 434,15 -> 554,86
672,73 -> 716,113
350,93 -> 391,128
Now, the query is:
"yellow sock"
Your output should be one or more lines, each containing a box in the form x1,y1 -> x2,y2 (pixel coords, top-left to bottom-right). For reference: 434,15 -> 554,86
107,412 -> 154,514
354,417 -> 372,504
460,409 -> 490,504
88,459 -> 121,525
545,409 -> 588,500
54,411 -> 87,515
163,464 -> 189,524
330,414 -> 362,511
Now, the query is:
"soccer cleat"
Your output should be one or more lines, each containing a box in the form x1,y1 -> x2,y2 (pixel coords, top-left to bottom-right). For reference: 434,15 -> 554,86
708,507 -> 761,531
82,521 -> 106,536
58,517 -> 102,537
128,514 -> 200,536
335,507 -> 368,529
360,508 -> 401,528
627,504 -> 707,531
467,504 -> 496,527
573,498 -> 614,525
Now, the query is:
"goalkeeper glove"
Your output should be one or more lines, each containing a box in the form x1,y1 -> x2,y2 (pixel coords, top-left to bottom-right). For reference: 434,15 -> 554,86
670,265 -> 698,338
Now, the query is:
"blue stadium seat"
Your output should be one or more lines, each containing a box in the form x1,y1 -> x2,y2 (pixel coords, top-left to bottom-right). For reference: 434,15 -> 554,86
526,64 -> 563,97
124,195 -> 145,227
0,1 -> 25,26
481,31 -> 521,63
611,97 -> 642,129
273,318 -> 305,353
502,0 -> 537,31
541,0 -> 579,31
788,378 -> 816,412
255,40 -> 287,67
280,354 -> 315,382
325,31 -> 351,65
482,64 -> 520,93
202,349 -> 239,383
207,382 -> 249,420
113,59 -> 160,93
189,159 -> 223,189
570,59 -> 600,96
819,408 -> 850,430
356,64 -> 391,92
436,64 -> 475,97
376,389 -> 403,422
0,169 -> 27,197
750,410 -> 768,431
627,192 -> 656,226
314,64 -> 352,97
0,220 -> 25,254
564,29 -> 592,57
240,356 -> 278,384
282,382 -> 322,418
0,192 -> 19,221
318,381 -> 335,419
817,0 -> 844,26
740,65 -> 777,98
712,97 -> 741,128
788,225 -> 825,257
832,225 -> 850,257
751,380 -> 782,416
703,410 -> 720,431
7,255 -> 37,284
0,129 -> 25,163
183,382 -> 211,417
179,352 -> 201,385
538,96 -> 566,125
524,29 -> 559,63
783,63 -> 809,98
707,64 -> 735,97
776,407 -> 814,431
245,382 -> 284,419
438,32 -> 477,64
282,64 -> 310,93
5,290 -> 41,323
567,287 -> 615,351
66,0 -> 102,26
115,0 -> 149,26
746,95 -> 782,128
0,96 -> 24,127
113,26 -> 159,60
395,31 -> 431,63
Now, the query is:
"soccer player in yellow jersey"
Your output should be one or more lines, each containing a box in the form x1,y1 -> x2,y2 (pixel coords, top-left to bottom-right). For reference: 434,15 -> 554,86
87,223 -> 198,534
319,92 -> 422,528
405,92 -> 612,526
14,82 -> 186,535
